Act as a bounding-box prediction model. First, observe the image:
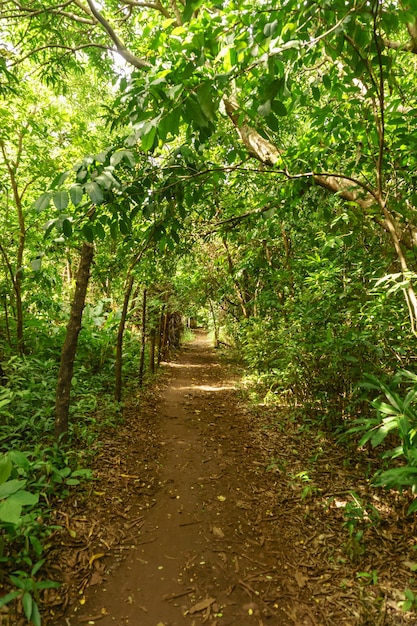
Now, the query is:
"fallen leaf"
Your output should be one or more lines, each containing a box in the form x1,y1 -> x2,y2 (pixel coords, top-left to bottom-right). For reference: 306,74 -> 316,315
403,560 -> 417,571
88,571 -> 103,587
89,552 -> 105,567
189,597 -> 215,614
295,570 -> 308,588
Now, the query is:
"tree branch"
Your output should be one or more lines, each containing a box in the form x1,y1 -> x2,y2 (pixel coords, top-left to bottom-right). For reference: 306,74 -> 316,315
84,0 -> 151,68
119,0 -> 172,21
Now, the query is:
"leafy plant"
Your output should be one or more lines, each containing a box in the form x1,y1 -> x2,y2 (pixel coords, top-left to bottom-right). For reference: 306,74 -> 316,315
348,371 -> 417,513
0,561 -> 60,626
0,454 -> 39,524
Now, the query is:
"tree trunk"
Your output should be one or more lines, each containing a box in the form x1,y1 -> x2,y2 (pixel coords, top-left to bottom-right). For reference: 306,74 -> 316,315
115,274 -> 134,403
55,242 -> 94,440
138,288 -> 147,387
209,299 -> 219,348
149,327 -> 156,374
157,306 -> 165,365
161,312 -> 170,361
222,238 -> 249,318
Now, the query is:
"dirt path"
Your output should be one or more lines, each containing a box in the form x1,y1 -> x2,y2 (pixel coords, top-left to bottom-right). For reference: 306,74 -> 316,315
53,331 -> 415,626
57,331 -> 299,626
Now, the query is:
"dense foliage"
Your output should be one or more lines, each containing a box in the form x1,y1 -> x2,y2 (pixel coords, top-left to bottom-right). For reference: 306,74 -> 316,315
2,0 -> 417,622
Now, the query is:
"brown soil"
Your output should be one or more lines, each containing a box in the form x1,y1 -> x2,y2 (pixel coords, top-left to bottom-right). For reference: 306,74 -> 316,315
46,331 -> 417,626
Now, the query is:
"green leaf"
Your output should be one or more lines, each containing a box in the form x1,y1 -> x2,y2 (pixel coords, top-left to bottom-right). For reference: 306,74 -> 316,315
196,82 -> 217,123
184,96 -> 209,128
82,224 -> 95,243
311,86 -> 320,101
7,451 -> 29,472
33,192 -> 52,213
30,257 -> 42,271
31,559 -> 45,576
0,478 -> 26,499
0,498 -> 22,523
51,170 -> 71,189
0,590 -> 20,608
322,74 -> 332,90
53,190 -> 69,211
62,218 -> 73,238
272,100 -> 288,116
29,535 -> 43,557
94,221 -> 105,240
10,490 -> 39,506
264,20 -> 279,38
70,184 -> 83,206
110,150 -> 135,167
0,456 -> 12,485
65,478 -> 80,485
85,182 -> 104,205
183,0 -> 204,21
119,220 -> 130,235
141,126 -> 157,152
31,601 -> 41,626
22,591 -> 33,621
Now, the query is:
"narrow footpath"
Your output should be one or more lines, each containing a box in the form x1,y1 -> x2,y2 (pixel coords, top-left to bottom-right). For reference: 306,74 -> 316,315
52,331 -> 414,626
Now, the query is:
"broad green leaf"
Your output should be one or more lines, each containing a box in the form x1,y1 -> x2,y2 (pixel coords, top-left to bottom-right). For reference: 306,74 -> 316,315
51,170 -> 70,189
82,224 -> 94,243
85,182 -> 104,205
0,478 -> 26,499
95,171 -> 118,189
119,220 -> 130,235
0,456 -> 12,485
196,82 -> 217,122
53,190 -> 69,211
10,490 -> 39,506
110,150 -> 135,167
311,86 -> 320,101
272,100 -> 287,117
62,218 -> 73,238
184,96 -> 209,128
0,498 -> 22,523
33,192 -> 52,213
70,184 -> 83,206
141,126 -> 157,152
94,221 -> 105,240
322,74 -> 332,90
8,451 -> 29,471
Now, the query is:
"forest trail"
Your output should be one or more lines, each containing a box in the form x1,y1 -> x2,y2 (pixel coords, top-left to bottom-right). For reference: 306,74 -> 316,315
56,330 -> 305,626
53,331 -> 413,626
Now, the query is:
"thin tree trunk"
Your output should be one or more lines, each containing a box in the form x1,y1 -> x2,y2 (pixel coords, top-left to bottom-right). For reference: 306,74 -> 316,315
149,327 -> 156,374
209,299 -> 219,348
115,274 -> 134,403
222,238 -> 249,318
161,312 -> 170,361
157,306 -> 165,365
55,242 -> 94,440
138,288 -> 147,387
